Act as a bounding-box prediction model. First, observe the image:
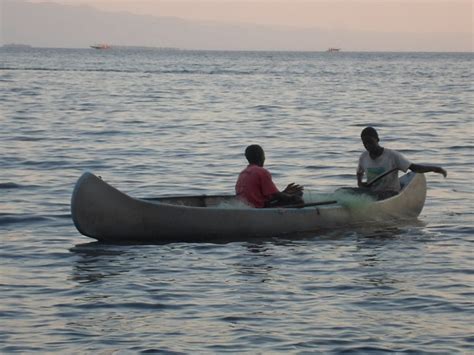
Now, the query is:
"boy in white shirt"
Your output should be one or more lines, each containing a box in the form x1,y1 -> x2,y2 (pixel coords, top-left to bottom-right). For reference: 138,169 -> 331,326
357,127 -> 447,198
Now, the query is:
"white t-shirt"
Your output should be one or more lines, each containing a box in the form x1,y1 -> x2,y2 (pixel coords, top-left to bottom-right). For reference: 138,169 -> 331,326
357,148 -> 411,192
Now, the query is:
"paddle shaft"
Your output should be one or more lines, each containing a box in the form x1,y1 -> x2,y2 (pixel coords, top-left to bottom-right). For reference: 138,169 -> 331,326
284,200 -> 338,209
366,167 -> 399,187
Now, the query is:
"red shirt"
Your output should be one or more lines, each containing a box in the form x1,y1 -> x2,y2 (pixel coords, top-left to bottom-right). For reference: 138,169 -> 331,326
235,164 -> 279,208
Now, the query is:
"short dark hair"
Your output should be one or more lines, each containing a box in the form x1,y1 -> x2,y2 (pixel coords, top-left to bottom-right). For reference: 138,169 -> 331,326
245,144 -> 264,164
361,126 -> 379,140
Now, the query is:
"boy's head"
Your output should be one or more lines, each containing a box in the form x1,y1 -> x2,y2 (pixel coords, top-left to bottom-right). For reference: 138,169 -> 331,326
360,127 -> 380,153
360,126 -> 379,140
245,144 -> 265,166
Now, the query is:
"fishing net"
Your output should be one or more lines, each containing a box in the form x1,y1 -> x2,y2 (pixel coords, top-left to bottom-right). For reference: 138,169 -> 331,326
303,189 -> 376,209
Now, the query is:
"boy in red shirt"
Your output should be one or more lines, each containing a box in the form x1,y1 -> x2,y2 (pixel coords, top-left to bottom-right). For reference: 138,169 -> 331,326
235,145 -> 303,208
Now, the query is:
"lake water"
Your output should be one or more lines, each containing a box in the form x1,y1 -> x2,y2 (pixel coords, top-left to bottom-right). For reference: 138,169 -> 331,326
1,48 -> 473,353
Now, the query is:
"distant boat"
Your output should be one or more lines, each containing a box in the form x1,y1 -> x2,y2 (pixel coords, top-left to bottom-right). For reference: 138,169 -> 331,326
326,48 -> 341,52
90,44 -> 111,50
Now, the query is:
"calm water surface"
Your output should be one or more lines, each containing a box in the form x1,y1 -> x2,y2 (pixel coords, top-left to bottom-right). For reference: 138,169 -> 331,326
0,48 -> 473,353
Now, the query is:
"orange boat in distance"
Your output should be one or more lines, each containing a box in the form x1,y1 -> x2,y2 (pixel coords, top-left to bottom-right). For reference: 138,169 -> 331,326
90,44 -> 111,50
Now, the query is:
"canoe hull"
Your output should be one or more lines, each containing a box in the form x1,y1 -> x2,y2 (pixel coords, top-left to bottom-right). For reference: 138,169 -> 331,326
71,172 -> 426,242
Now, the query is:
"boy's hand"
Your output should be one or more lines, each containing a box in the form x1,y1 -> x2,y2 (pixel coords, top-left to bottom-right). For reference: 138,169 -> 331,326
435,167 -> 447,177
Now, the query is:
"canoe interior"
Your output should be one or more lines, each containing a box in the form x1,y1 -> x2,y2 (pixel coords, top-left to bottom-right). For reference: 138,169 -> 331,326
399,173 -> 412,189
140,173 -> 416,208
142,195 -> 239,207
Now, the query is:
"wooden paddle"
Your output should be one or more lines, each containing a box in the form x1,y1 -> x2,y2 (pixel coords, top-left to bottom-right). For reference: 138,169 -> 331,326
366,167 -> 399,188
284,200 -> 338,209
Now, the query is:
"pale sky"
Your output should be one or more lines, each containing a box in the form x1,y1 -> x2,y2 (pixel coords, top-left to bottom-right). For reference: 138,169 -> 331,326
28,0 -> 473,34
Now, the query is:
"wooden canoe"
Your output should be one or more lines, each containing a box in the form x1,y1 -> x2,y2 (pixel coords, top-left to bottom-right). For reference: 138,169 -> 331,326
71,172 -> 426,242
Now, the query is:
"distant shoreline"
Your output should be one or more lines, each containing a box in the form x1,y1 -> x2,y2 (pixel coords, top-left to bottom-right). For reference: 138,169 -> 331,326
89,44 -> 182,51
1,45 -> 472,54
2,43 -> 33,49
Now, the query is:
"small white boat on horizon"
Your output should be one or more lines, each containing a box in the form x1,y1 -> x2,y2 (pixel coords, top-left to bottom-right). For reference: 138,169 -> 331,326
90,43 -> 111,50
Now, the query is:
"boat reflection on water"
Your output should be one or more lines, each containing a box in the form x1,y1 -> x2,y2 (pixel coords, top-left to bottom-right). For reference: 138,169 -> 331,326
69,218 -> 424,286
69,242 -> 129,284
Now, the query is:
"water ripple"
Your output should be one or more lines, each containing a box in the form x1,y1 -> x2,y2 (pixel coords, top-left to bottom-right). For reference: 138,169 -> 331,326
0,213 -> 52,226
